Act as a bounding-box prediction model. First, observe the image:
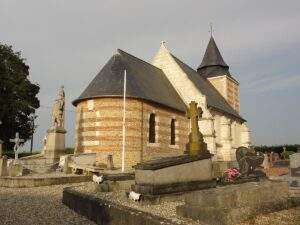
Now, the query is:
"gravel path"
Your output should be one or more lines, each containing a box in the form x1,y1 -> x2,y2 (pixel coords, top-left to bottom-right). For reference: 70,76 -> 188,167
0,183 -> 96,225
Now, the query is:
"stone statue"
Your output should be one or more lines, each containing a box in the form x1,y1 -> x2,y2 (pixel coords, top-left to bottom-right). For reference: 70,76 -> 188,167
51,86 -> 65,128
236,146 -> 264,177
186,101 -> 210,157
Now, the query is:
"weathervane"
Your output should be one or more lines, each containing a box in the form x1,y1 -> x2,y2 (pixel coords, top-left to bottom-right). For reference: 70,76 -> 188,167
209,22 -> 214,37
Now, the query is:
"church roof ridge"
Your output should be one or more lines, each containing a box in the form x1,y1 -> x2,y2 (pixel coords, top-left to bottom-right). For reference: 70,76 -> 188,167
170,53 -> 244,121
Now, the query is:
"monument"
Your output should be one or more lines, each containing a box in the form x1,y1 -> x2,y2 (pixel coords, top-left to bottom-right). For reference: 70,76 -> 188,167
133,101 -> 215,196
44,86 -> 67,164
18,86 -> 67,173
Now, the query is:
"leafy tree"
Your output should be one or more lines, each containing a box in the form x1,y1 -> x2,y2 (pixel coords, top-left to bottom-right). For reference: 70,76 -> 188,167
0,43 -> 40,151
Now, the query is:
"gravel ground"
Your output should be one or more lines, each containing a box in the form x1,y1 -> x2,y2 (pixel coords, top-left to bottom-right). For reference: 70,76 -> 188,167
0,182 -> 299,225
0,183 -> 96,225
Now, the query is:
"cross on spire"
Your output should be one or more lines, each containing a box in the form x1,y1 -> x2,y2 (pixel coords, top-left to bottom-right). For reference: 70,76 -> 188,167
10,132 -> 24,161
209,22 -> 214,37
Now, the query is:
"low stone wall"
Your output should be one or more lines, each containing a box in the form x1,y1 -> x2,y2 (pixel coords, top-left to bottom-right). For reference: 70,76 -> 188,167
0,175 -> 91,188
62,187 -> 179,225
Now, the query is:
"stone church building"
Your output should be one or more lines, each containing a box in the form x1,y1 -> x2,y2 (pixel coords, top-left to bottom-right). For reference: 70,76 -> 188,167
72,37 -> 251,168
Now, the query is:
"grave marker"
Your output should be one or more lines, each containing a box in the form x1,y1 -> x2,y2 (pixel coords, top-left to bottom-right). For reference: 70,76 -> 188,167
10,132 -> 24,162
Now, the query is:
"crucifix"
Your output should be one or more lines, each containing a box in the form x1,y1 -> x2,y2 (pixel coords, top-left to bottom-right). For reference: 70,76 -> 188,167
10,132 -> 24,161
186,101 -> 209,157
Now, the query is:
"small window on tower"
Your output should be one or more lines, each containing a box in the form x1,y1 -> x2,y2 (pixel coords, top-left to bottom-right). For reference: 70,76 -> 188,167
87,100 -> 94,111
170,119 -> 176,145
149,113 -> 156,143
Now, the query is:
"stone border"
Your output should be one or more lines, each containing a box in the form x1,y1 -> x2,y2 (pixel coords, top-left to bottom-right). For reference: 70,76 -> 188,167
62,187 -> 180,225
0,175 -> 91,188
134,179 -> 216,195
134,154 -> 211,170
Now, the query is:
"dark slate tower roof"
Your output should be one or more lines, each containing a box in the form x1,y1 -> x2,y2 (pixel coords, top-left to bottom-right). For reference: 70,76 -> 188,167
197,36 -> 231,78
171,54 -> 244,121
72,49 -> 186,112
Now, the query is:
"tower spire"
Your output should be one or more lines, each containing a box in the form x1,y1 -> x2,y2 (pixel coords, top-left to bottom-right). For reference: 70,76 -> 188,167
197,36 -> 231,78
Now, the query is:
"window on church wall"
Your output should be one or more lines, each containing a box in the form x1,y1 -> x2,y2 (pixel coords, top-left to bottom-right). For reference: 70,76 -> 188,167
148,113 -> 156,143
170,119 -> 176,145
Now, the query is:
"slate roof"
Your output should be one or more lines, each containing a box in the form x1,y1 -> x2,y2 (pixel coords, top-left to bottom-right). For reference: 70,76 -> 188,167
72,49 -> 187,112
197,36 -> 232,78
171,54 -> 245,121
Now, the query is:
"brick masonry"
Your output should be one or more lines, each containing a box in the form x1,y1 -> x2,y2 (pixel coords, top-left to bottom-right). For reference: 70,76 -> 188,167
75,97 -> 189,169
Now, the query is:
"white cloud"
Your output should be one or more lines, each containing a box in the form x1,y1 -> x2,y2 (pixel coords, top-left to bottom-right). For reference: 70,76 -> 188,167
246,74 -> 300,93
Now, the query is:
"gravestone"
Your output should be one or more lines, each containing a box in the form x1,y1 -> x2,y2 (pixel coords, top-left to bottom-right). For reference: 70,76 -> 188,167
289,153 -> 300,200
8,163 -> 23,177
186,101 -> 210,157
74,153 -> 96,166
107,154 -> 114,170
10,132 -> 24,161
236,147 -> 264,177
0,156 -> 8,176
262,153 -> 269,170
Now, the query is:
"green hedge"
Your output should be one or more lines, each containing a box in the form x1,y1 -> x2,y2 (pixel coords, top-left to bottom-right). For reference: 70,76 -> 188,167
254,144 -> 300,154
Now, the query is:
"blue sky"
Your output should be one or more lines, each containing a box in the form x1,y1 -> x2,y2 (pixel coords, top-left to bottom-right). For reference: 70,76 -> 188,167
1,0 -> 299,150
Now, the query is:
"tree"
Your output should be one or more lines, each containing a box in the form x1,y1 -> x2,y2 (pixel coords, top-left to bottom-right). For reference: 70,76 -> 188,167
0,43 -> 40,151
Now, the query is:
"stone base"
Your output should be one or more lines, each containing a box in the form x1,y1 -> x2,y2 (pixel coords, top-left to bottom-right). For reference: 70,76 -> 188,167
20,154 -> 59,173
177,180 -> 291,225
8,164 -> 23,177
134,154 -> 214,195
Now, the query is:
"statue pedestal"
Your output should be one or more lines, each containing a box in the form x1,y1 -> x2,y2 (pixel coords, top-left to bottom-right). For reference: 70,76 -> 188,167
44,127 -> 66,164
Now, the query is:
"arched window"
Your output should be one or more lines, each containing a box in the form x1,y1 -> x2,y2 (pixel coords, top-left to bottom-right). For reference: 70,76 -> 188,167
170,119 -> 176,145
149,113 -> 156,143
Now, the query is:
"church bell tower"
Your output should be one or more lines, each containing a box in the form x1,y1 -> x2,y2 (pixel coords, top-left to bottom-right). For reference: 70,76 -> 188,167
197,36 -> 240,113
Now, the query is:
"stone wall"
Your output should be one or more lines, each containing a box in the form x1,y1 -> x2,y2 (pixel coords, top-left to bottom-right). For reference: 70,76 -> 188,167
75,97 -> 188,169
63,187 -> 179,225
207,75 -> 240,113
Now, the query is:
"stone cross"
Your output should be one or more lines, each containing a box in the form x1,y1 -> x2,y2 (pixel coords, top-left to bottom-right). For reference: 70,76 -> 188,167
10,132 -> 24,161
186,101 -> 209,157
